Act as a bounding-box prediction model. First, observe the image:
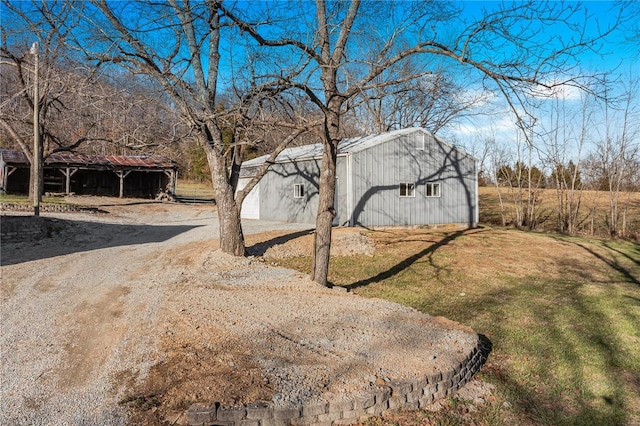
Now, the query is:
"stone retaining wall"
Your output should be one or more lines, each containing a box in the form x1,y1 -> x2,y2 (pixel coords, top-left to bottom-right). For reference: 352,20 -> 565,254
0,202 -> 99,213
187,336 -> 489,426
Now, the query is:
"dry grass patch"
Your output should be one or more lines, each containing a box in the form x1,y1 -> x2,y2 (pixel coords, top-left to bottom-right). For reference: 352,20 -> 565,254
478,187 -> 640,239
0,193 -> 69,205
175,180 -> 215,199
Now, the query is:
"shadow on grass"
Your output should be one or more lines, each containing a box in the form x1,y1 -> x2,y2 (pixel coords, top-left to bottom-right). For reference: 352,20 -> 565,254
424,276 -> 636,425
603,240 -> 640,268
505,282 -> 632,424
345,229 -> 484,291
551,236 -> 640,287
245,229 -> 314,257
578,243 -> 640,286
624,294 -> 640,304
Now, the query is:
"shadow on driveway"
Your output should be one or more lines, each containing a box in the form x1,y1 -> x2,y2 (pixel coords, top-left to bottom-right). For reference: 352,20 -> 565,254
1,216 -> 203,266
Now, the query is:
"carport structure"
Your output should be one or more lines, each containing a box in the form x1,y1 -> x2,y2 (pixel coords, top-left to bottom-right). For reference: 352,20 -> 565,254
0,149 -> 178,198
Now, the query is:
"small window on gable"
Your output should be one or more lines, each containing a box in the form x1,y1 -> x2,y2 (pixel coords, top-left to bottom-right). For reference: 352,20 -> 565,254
294,184 -> 305,199
425,182 -> 441,197
400,182 -> 415,197
418,132 -> 425,150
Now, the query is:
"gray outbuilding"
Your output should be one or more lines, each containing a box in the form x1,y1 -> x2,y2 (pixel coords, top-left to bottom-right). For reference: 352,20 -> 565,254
238,127 -> 478,228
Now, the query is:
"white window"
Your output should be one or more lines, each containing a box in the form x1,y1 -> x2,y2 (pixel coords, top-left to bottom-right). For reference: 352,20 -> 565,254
425,182 -> 441,197
294,184 -> 305,198
418,132 -> 426,150
399,182 -> 415,197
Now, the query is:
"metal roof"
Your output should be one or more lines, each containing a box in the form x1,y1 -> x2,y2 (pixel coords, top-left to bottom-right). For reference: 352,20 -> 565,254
241,127 -> 474,169
0,149 -> 178,170
0,149 -> 28,164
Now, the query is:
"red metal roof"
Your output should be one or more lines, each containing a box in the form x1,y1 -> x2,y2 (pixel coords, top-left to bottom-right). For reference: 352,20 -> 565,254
0,149 -> 178,170
0,149 -> 28,164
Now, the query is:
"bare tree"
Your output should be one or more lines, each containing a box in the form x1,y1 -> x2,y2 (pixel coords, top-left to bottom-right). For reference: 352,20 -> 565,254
76,72 -> 189,157
0,0 -> 89,202
225,0 -> 619,285
541,88 -> 591,234
82,0 -> 315,255
482,135 -> 510,226
592,75 -> 640,237
351,69 -> 490,136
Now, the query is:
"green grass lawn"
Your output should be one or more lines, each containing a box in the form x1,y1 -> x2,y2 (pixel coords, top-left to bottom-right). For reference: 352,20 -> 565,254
274,227 -> 640,425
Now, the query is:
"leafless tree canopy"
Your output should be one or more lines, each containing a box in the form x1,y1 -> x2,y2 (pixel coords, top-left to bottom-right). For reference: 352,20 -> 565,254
1,0 -> 636,274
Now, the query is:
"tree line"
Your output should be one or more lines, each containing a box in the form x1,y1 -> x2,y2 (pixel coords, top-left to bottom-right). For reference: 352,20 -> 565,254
1,0 -> 637,285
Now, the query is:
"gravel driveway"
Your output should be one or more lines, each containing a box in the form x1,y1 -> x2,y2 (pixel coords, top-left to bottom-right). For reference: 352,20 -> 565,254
1,200 -> 480,425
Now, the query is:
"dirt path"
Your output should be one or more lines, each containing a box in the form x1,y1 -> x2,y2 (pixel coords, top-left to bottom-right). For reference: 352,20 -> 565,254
1,200 -> 480,425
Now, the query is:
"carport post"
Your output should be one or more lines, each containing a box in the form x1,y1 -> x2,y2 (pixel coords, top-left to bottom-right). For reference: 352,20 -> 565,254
1,165 -> 17,193
115,170 -> 132,198
61,167 -> 78,194
172,169 -> 177,193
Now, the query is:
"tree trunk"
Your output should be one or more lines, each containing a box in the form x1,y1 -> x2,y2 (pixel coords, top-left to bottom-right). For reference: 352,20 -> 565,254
218,186 -> 245,255
311,138 -> 337,286
312,103 -> 341,286
205,141 -> 245,256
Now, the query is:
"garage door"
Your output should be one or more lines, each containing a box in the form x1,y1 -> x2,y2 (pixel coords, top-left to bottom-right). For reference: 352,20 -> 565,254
237,178 -> 260,220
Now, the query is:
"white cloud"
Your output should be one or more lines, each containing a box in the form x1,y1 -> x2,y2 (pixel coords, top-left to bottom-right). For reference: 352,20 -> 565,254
533,80 -> 583,101
448,114 -> 521,144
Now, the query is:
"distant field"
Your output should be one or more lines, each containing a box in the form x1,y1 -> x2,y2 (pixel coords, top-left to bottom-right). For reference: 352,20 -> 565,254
272,227 -> 640,425
174,180 -> 215,201
479,186 -> 640,239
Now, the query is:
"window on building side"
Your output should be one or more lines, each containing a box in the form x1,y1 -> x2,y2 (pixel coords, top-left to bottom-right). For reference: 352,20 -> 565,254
400,182 -> 415,197
294,184 -> 305,198
425,182 -> 441,197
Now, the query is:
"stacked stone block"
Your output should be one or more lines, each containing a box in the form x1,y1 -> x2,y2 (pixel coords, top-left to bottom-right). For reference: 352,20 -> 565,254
187,338 -> 488,426
1,203 -> 102,213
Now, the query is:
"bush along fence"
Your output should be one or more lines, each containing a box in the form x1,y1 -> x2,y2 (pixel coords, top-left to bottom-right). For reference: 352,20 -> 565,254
186,335 -> 490,426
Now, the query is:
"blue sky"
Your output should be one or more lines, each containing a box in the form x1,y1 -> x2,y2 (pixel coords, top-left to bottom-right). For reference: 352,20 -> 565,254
444,1 -> 639,162
222,1 -> 637,152
79,0 -> 640,167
